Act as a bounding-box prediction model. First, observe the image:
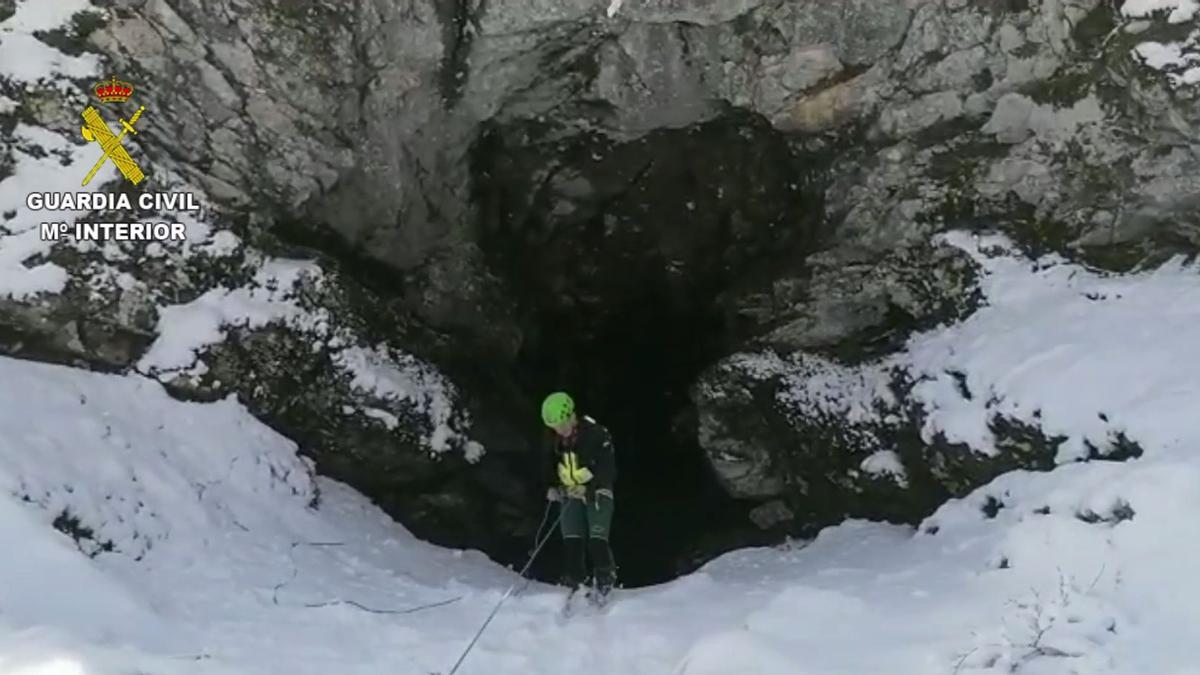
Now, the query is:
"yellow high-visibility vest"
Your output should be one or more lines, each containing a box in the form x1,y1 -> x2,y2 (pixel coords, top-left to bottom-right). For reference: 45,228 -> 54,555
557,452 -> 593,486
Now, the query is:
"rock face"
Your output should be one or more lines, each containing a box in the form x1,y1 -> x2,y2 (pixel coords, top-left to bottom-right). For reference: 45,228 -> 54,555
3,0 -> 1200,568
83,0 -> 1200,338
691,233 -> 1154,530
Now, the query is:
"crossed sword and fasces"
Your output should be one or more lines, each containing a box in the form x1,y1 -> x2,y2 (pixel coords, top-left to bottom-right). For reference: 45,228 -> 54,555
80,105 -> 146,187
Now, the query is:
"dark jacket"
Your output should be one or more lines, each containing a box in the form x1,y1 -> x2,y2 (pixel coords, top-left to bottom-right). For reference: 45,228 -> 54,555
544,415 -> 617,497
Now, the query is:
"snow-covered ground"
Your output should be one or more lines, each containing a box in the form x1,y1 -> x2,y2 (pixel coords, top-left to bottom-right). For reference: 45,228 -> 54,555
1,227 -> 1200,675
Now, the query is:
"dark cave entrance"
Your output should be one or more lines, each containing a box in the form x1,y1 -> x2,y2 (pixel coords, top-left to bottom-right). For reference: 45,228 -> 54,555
525,294 -> 775,588
471,111 -> 828,586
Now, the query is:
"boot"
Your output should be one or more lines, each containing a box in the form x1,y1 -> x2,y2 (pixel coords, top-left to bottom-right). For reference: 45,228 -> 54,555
588,538 -> 616,602
561,537 -> 587,589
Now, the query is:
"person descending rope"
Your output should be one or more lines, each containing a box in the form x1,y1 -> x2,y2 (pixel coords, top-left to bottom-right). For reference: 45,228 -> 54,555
541,391 -> 618,611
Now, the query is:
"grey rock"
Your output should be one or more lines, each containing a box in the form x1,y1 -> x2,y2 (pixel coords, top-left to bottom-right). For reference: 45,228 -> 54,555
874,90 -> 965,140
694,380 -> 786,500
736,240 -> 980,356
767,0 -> 913,67
982,93 -> 1042,144
976,156 -> 1056,206
748,45 -> 845,118
749,500 -> 795,530
909,45 -> 991,94
772,66 -> 892,133
589,22 -> 722,134
622,0 -> 768,25
894,2 -> 993,73
982,93 -> 1105,146
692,342 -> 1106,526
696,239 -> 980,504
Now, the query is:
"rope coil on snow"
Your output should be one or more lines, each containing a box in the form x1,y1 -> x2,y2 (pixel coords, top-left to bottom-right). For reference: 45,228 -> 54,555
270,502 -> 561,675
272,540 -> 463,615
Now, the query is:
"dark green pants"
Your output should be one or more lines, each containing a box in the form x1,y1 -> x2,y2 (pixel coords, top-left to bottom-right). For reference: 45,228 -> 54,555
560,492 -> 615,588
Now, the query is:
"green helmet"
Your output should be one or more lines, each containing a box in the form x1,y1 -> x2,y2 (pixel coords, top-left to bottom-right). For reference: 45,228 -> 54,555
541,391 -> 575,427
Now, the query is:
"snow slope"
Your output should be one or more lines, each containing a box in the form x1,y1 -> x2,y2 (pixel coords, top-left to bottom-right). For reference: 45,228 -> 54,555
1,228 -> 1200,675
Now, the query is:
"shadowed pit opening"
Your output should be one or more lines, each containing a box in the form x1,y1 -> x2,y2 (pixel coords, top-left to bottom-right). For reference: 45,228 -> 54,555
472,111 -> 827,586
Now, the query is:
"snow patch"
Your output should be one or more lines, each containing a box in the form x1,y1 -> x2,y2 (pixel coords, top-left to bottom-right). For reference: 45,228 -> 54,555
4,0 -> 96,32
0,125 -> 119,299
137,262 -> 477,457
1135,40 -> 1192,69
861,450 -> 908,487
1123,1 -> 1200,86
1121,0 -> 1200,23
0,35 -> 99,84
198,229 -> 242,256
1132,38 -> 1200,85
723,350 -> 895,427
463,440 -> 486,463
0,1 -> 102,83
136,258 -> 324,375
332,343 -> 470,454
0,2 -> 129,301
361,406 -> 400,430
917,230 -> 1200,461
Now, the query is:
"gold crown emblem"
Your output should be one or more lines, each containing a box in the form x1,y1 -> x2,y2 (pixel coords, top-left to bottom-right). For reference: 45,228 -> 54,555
94,76 -> 134,103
